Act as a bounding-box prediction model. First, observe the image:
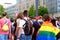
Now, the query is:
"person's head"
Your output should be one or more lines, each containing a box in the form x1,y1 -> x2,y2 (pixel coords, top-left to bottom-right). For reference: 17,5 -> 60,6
17,13 -> 24,19
43,14 -> 51,22
2,12 -> 7,17
39,16 -> 42,19
10,18 -> 15,22
23,10 -> 28,17
51,19 -> 56,26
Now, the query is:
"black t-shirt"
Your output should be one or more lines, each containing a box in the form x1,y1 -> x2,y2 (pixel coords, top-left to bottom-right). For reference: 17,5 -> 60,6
33,20 -> 40,32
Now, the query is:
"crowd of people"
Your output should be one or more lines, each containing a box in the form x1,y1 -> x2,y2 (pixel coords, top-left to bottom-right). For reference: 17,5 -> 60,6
0,10 -> 60,40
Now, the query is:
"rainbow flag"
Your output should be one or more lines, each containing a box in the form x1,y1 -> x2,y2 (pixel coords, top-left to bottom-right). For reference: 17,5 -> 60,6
36,21 -> 60,40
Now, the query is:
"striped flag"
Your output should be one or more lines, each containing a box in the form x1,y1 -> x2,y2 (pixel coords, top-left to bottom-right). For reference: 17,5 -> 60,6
37,22 -> 60,40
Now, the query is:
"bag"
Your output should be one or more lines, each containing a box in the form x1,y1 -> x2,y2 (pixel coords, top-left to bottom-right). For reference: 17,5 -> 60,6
2,20 -> 9,31
23,19 -> 32,35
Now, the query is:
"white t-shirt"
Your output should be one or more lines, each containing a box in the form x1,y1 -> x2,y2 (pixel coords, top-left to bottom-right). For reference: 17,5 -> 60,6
24,17 -> 30,20
56,21 -> 60,29
17,19 -> 26,34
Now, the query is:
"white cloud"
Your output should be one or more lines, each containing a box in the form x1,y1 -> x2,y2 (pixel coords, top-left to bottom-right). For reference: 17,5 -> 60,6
0,0 -> 16,8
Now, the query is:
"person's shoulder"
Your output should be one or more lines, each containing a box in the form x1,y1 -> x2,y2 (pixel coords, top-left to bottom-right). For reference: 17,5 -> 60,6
22,19 -> 26,21
6,18 -> 11,23
17,19 -> 20,21
8,19 -> 10,21
56,21 -> 59,23
1,17 -> 8,20
21,19 -> 26,23
0,18 -> 3,21
17,19 -> 20,20
0,19 -> 1,22
24,17 -> 30,20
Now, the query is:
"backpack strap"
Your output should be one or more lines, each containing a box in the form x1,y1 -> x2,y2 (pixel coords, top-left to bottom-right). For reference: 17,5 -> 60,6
4,20 -> 8,24
23,19 -> 27,28
23,19 -> 27,22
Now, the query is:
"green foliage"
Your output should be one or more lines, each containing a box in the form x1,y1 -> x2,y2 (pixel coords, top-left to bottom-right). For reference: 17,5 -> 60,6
6,13 -> 10,18
38,6 -> 48,16
28,6 -> 48,17
0,4 -> 4,15
0,4 -> 9,18
28,5 -> 35,18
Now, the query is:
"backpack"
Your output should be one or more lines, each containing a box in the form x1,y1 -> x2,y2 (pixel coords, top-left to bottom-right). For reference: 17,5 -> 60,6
23,19 -> 32,35
2,20 -> 9,31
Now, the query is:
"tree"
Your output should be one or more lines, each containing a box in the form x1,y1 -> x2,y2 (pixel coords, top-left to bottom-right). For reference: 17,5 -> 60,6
0,4 -> 4,15
38,6 -> 48,16
6,13 -> 10,18
28,5 -> 35,18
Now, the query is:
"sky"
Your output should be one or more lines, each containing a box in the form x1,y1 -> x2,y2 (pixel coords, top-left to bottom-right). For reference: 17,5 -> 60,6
0,0 -> 16,8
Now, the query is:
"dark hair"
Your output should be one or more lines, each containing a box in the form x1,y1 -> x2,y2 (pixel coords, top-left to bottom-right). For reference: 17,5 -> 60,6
51,19 -> 56,26
23,10 -> 28,16
10,18 -> 15,22
2,12 -> 7,17
0,17 -> 1,19
43,14 -> 50,21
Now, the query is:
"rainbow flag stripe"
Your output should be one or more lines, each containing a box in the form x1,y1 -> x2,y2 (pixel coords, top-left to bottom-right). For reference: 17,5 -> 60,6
36,22 -> 60,40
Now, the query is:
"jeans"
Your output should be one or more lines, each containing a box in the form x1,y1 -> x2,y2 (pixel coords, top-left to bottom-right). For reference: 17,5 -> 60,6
0,34 -> 8,40
20,34 -> 32,40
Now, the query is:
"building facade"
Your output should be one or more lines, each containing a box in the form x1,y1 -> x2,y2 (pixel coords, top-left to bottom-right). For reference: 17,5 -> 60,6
16,0 -> 46,12
46,0 -> 57,13
57,0 -> 60,13
5,0 -> 45,17
46,0 -> 60,17
5,0 -> 60,17
5,4 -> 18,17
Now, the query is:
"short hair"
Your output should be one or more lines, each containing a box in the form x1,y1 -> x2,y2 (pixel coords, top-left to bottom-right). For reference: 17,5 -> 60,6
51,19 -> 56,26
43,14 -> 50,21
2,12 -> 7,16
10,18 -> 15,22
23,10 -> 28,16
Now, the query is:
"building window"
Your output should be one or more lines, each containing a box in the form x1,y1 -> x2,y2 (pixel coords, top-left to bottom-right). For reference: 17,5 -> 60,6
19,7 -> 21,10
58,9 -> 60,12
23,6 -> 25,9
38,0 -> 40,6
58,5 -> 60,7
58,0 -> 60,3
26,0 -> 29,1
43,0 -> 45,5
27,5 -> 29,8
21,0 -> 26,2
26,3 -> 29,8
